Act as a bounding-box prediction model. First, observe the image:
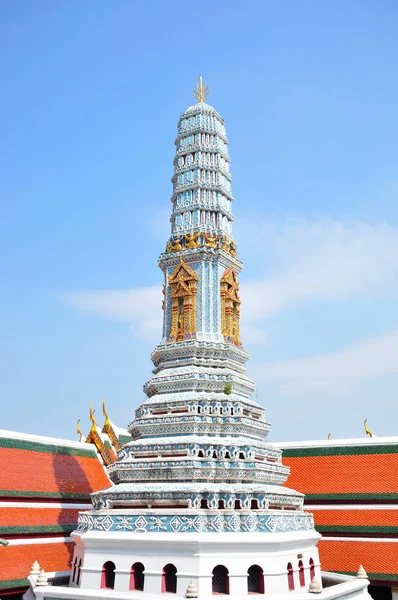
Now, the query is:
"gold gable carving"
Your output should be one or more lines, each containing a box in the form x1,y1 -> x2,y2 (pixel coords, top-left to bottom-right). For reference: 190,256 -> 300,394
221,267 -> 241,347
167,259 -> 198,343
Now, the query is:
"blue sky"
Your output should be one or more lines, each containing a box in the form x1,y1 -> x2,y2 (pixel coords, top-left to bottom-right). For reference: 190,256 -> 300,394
1,1 -> 398,442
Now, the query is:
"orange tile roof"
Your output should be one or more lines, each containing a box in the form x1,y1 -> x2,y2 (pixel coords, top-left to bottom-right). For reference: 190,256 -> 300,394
319,539 -> 398,578
283,451 -> 398,498
0,443 -> 110,498
0,507 -> 80,534
0,540 -> 73,589
312,509 -> 398,531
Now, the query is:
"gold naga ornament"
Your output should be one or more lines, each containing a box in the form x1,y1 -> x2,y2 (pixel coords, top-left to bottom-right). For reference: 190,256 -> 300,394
85,404 -> 115,466
102,397 -> 121,451
364,419 -> 374,438
167,258 -> 198,343
76,419 -> 84,442
220,266 -> 241,346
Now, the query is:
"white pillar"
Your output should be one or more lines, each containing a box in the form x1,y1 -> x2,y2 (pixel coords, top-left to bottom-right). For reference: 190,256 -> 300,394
142,570 -> 162,595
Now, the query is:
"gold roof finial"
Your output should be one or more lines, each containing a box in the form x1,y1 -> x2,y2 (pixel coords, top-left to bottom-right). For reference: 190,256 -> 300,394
102,397 -> 111,428
89,404 -> 97,431
76,419 -> 83,442
193,76 -> 210,103
327,433 -> 331,440
364,419 -> 373,438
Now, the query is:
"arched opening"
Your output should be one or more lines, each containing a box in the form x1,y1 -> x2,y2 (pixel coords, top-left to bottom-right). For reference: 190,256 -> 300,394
212,565 -> 229,595
130,562 -> 145,591
309,558 -> 315,581
287,563 -> 294,591
299,560 -> 305,587
234,499 -> 241,509
225,451 -> 231,459
162,564 -> 177,594
101,561 -> 116,589
239,452 -> 245,460
213,451 -> 218,459
200,498 -> 209,509
218,499 -> 225,509
76,559 -> 82,586
71,558 -> 77,583
248,565 -> 264,594
250,499 -> 259,509
198,450 -> 205,458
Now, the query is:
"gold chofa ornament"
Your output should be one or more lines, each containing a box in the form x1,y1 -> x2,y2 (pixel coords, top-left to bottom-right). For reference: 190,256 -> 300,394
193,76 -> 210,103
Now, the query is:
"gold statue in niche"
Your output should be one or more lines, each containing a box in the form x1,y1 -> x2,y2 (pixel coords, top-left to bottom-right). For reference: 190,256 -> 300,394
220,266 -> 241,346
204,232 -> 218,248
166,236 -> 183,253
167,259 -> 198,343
184,230 -> 201,248
221,235 -> 230,252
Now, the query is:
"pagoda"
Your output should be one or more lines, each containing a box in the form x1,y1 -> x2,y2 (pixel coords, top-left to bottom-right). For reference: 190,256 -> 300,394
41,80 -> 325,597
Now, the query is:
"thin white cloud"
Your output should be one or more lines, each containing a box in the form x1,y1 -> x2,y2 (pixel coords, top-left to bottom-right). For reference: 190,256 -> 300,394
238,217 -> 398,321
59,217 -> 398,345
59,286 -> 162,341
251,327 -> 398,396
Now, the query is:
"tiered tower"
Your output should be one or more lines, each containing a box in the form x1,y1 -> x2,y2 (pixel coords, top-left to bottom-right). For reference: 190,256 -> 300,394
68,79 -> 321,597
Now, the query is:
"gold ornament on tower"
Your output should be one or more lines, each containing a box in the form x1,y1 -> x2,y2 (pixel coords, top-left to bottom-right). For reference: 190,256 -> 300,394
220,266 -> 241,346
204,232 -> 218,248
184,230 -> 201,248
167,259 -> 198,343
193,76 -> 210,103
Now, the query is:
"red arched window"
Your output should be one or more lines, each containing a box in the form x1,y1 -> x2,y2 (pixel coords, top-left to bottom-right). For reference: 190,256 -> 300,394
76,559 -> 82,586
162,564 -> 177,594
299,560 -> 305,587
248,565 -> 264,594
287,563 -> 294,591
309,558 -> 315,581
101,561 -> 116,589
130,562 -> 145,591
212,565 -> 229,595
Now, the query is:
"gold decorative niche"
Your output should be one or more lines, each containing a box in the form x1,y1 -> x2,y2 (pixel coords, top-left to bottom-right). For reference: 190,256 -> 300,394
167,259 -> 198,342
220,266 -> 241,346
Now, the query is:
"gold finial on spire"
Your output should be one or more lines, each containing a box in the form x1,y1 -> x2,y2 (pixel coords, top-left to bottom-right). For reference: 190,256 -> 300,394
102,397 -> 110,428
327,433 -> 331,440
193,76 -> 210,103
76,419 -> 83,442
364,419 -> 373,438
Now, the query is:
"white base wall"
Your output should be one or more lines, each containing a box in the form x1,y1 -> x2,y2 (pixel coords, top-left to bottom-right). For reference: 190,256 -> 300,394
32,573 -> 373,600
69,530 -> 321,596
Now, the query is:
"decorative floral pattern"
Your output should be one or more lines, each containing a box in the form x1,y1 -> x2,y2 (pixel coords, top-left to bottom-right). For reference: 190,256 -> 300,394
77,512 -> 314,534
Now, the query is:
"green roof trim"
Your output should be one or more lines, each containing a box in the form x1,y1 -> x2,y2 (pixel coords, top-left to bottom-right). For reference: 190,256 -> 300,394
332,571 -> 398,582
0,524 -> 76,534
0,489 -> 92,500
0,578 -> 29,590
0,437 -> 98,458
317,525 -> 398,534
305,493 -> 398,500
283,445 -> 398,458
119,435 -> 131,444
